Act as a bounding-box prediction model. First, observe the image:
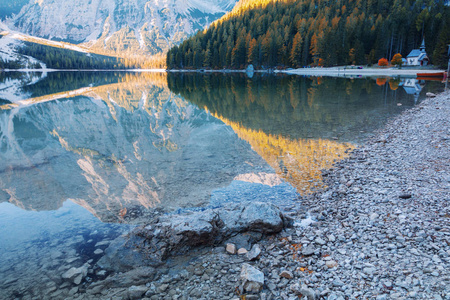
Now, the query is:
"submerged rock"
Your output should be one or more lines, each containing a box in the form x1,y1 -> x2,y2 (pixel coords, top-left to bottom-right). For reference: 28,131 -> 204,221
62,265 -> 88,285
128,285 -> 148,300
88,267 -> 156,294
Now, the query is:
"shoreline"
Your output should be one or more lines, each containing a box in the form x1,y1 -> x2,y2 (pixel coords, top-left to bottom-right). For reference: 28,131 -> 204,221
1,67 -> 447,80
78,91 -> 449,299
281,67 -> 447,78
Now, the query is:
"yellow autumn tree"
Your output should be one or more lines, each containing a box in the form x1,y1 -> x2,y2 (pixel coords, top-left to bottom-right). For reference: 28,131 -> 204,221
391,53 -> 403,67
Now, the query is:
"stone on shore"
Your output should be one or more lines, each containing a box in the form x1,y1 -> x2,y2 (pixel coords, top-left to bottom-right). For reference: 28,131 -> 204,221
302,244 -> 316,256
280,270 -> 294,279
240,263 -> 264,293
290,283 -> 317,300
237,248 -> 248,255
226,243 -> 237,254
246,244 -> 262,261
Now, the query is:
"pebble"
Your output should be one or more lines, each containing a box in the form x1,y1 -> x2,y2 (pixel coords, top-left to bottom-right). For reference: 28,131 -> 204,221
246,244 -> 262,261
226,243 -> 237,255
399,193 -> 412,199
237,248 -> 248,255
315,237 -> 326,245
302,245 -> 316,256
240,263 -> 264,293
128,285 -> 148,300
158,284 -> 169,293
280,270 -> 293,279
326,260 -> 338,268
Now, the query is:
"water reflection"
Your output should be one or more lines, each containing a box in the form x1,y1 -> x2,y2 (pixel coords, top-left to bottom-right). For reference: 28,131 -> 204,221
167,73 -> 443,142
167,73 -> 443,194
400,78 -> 425,102
0,72 -> 444,223
0,72 -> 292,224
214,118 -> 354,194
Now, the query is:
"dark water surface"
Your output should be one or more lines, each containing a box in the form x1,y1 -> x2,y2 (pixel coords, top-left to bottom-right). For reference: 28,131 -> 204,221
0,71 -> 444,298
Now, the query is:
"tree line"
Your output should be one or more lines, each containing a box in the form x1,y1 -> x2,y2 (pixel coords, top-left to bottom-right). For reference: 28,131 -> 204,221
17,42 -> 123,69
167,0 -> 450,69
13,42 -> 167,70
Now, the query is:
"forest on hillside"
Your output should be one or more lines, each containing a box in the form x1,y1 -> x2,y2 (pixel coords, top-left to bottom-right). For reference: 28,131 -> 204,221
13,42 -> 166,70
167,0 -> 450,69
17,42 -> 122,69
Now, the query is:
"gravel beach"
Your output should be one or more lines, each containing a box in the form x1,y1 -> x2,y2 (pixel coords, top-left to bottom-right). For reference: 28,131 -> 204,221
78,90 -> 450,300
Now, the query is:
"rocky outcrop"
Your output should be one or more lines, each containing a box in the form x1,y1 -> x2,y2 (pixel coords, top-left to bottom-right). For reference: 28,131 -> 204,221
8,0 -> 238,55
98,202 -> 289,272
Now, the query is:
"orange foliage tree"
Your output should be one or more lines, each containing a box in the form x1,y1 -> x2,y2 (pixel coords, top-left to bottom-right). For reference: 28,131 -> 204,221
389,80 -> 400,90
391,53 -> 403,66
378,58 -> 389,67
376,78 -> 388,86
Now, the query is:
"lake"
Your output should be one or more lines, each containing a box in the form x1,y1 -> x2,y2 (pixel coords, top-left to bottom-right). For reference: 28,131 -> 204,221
0,71 -> 444,298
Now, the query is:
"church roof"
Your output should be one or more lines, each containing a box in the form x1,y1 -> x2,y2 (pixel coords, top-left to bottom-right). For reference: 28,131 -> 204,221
418,53 -> 428,61
407,49 -> 425,58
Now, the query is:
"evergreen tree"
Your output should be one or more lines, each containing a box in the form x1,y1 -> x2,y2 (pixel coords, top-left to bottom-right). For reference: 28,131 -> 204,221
166,0 -> 450,70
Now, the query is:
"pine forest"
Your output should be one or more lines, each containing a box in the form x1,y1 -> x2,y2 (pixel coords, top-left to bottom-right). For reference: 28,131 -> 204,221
167,0 -> 450,69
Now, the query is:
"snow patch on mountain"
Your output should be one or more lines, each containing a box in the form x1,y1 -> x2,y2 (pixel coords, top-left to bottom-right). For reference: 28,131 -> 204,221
0,30 -> 46,69
7,0 -> 239,55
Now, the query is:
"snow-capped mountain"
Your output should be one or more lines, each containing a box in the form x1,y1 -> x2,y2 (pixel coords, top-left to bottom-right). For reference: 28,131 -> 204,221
6,0 -> 238,55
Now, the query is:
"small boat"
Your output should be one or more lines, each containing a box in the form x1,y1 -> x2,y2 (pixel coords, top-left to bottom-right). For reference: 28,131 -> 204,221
416,72 -> 445,78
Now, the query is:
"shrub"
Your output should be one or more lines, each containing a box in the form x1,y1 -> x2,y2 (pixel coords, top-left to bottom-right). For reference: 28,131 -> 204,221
378,58 -> 389,67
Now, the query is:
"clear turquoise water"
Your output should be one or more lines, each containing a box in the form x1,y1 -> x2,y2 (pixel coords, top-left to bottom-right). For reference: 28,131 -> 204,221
0,71 -> 444,298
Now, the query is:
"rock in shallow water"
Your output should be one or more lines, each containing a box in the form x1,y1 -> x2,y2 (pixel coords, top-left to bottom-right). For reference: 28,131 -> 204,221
62,265 -> 88,285
128,285 -> 148,300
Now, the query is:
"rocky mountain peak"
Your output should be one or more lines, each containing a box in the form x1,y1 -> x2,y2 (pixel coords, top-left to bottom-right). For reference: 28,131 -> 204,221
6,0 -> 239,55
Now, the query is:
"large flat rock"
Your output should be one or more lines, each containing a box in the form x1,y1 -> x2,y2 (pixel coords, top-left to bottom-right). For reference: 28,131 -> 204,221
98,202 -> 288,272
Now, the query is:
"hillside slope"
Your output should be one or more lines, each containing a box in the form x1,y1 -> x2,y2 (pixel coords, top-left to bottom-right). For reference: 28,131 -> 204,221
167,0 -> 450,69
5,0 -> 238,56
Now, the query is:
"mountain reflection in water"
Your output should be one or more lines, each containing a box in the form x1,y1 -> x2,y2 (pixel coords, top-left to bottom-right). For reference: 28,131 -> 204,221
0,72 -> 442,223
